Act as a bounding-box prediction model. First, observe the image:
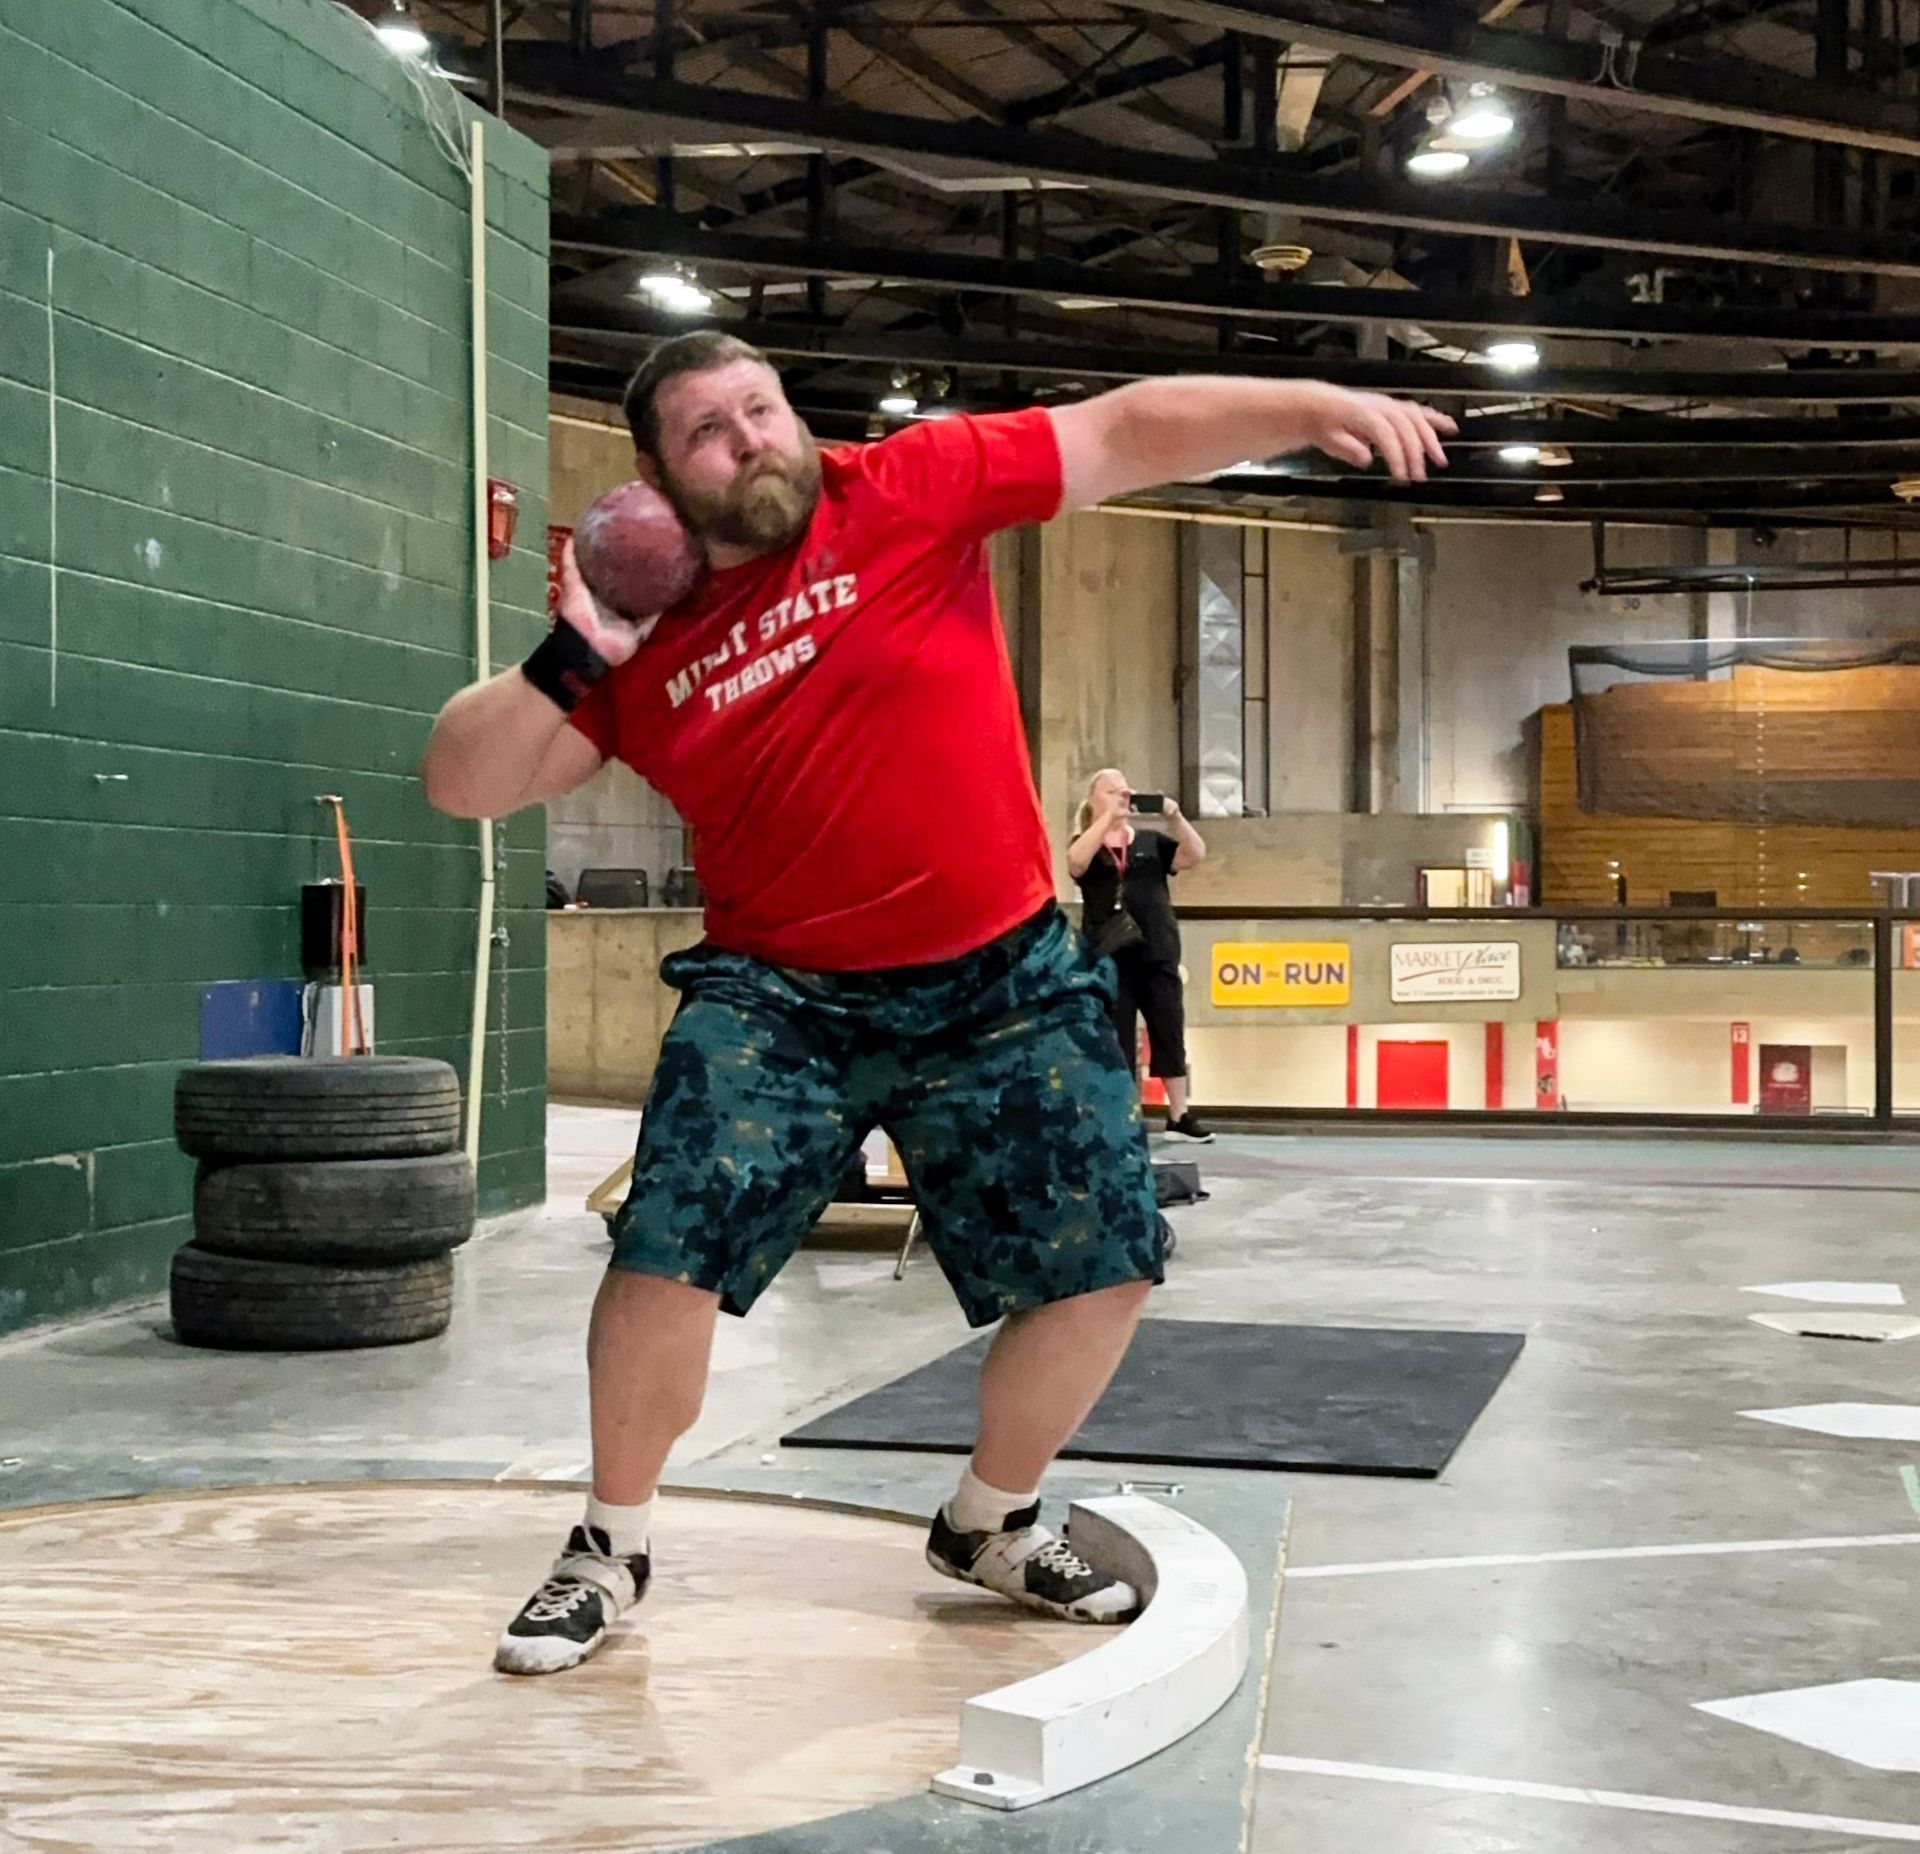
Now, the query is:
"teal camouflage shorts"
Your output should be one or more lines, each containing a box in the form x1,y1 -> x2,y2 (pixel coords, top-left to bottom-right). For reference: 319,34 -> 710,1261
609,904 -> 1164,1327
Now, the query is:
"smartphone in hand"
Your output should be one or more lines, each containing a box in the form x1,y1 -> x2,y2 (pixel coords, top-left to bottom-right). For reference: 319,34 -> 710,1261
1130,791 -> 1166,816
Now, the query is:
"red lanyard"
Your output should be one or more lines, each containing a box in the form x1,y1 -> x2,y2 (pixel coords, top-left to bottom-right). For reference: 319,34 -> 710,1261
1112,841 -> 1129,880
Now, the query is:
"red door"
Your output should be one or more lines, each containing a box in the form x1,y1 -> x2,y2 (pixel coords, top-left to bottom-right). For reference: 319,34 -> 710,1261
1378,1040 -> 1450,1111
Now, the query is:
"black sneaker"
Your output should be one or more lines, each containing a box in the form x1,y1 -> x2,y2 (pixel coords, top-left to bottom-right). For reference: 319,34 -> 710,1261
926,1500 -> 1141,1623
1163,1112 -> 1215,1144
494,1524 -> 650,1675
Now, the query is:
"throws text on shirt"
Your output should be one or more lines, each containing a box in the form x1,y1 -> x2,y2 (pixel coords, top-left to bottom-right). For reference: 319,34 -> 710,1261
664,573 -> 860,713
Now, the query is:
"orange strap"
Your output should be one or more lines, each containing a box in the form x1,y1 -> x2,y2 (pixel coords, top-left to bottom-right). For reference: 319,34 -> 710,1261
324,799 -> 367,1056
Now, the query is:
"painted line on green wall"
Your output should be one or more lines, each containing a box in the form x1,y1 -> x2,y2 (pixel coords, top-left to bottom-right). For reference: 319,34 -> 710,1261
46,246 -> 58,710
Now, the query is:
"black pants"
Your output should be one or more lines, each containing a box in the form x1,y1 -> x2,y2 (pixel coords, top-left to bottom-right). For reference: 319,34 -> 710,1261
1109,953 -> 1188,1079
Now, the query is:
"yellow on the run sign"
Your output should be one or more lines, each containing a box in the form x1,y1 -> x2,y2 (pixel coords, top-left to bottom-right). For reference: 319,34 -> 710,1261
1210,943 -> 1353,1007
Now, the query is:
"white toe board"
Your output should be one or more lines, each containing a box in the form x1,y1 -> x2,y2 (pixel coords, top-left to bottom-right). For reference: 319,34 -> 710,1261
931,1495 -> 1251,1812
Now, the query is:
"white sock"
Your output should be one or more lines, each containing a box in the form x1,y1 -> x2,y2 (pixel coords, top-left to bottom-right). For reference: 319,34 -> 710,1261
948,1466 -> 1039,1535
583,1493 -> 654,1556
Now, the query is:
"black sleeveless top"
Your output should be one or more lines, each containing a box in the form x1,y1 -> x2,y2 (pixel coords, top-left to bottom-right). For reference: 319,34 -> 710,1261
1075,830 -> 1182,965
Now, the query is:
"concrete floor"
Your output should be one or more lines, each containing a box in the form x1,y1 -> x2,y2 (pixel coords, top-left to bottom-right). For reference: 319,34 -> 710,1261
6,1108 -> 1920,1849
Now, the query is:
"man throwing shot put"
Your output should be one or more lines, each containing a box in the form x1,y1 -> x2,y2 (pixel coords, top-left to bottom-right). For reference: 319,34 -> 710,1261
421,333 -> 1451,1673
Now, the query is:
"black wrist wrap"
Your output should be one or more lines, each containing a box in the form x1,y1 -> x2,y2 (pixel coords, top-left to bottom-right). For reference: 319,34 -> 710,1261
522,623 -> 610,713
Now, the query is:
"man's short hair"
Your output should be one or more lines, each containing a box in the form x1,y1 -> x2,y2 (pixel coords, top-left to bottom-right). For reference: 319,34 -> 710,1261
622,332 -> 774,458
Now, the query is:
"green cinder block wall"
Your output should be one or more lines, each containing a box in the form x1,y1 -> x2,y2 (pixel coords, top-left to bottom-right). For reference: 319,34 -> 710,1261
0,0 -> 552,1332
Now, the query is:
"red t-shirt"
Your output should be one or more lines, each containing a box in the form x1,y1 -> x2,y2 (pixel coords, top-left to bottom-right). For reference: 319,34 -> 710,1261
568,408 -> 1063,971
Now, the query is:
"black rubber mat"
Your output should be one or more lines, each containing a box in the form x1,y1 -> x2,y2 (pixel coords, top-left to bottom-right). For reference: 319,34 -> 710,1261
782,1317 -> 1524,1478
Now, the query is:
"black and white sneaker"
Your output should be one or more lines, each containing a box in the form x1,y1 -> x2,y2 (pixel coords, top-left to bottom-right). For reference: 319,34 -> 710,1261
1163,1112 -> 1215,1144
494,1524 -> 650,1675
926,1501 -> 1141,1624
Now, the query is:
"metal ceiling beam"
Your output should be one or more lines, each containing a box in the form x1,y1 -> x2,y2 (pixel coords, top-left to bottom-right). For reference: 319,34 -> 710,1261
1186,474 -> 1905,511
672,3 -> 1221,140
1105,0 -> 1920,157
1643,0 -> 1810,51
552,313 -> 1920,399
1007,38 -> 1234,124
939,0 -> 1220,144
1305,446 -> 1920,481
510,64 -> 1920,276
549,205 -> 1920,347
1448,414 -> 1920,447
835,22 -> 1009,121
1118,484 -> 1920,527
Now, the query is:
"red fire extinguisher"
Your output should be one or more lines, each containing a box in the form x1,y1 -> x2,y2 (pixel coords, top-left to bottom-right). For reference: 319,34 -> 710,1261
486,478 -> 519,559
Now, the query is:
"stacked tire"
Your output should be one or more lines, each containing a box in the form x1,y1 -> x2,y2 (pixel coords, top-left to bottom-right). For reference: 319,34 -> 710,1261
170,1057 -> 473,1351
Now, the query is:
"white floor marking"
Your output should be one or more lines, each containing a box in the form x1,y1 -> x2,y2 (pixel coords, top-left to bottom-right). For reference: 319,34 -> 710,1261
810,1259 -> 900,1289
1749,1312 -> 1920,1343
1697,1680 -> 1920,1774
1290,1531 -> 1920,1580
494,1449 -> 591,1482
1742,1404 -> 1920,1442
1258,1756 -> 1920,1840
1743,1282 -> 1906,1307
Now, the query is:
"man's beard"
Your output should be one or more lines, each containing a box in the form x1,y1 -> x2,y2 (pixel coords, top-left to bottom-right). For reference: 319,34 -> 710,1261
664,432 -> 822,553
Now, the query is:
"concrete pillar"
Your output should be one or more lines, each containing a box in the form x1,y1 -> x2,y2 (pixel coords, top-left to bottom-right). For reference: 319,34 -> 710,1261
1344,516 -> 1428,814
1395,546 -> 1429,812
1350,553 -> 1395,814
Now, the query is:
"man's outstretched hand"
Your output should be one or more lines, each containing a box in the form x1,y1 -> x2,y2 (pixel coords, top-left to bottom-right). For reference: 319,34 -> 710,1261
1295,384 -> 1457,483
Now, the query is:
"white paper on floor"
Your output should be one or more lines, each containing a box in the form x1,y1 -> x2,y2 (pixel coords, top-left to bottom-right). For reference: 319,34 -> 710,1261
1741,1403 -> 1920,1441
1697,1679 -> 1920,1773
812,1259 -> 900,1289
1748,1312 -> 1920,1343
1742,1282 -> 1906,1307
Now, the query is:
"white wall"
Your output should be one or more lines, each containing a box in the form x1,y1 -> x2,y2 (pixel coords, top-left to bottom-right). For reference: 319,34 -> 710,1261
1422,522 -> 1700,811
1555,1017 -> 1732,1113
1709,528 -> 1920,636
1185,1024 -> 1349,1107
1189,1020 -> 1509,1109
1189,1011 -> 1920,1115
1421,520 -> 1920,813
1556,1016 -> 1891,1114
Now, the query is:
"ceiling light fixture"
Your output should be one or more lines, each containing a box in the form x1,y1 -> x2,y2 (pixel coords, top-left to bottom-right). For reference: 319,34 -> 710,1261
1451,86 -> 1514,144
1406,147 -> 1471,179
636,271 -> 712,314
1483,339 -> 1541,371
373,2 -> 430,55
1250,243 -> 1314,274
1499,443 -> 1542,464
1534,487 -> 1564,504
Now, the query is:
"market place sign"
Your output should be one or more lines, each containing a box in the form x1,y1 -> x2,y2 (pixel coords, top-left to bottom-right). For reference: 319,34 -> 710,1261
1389,940 -> 1522,1004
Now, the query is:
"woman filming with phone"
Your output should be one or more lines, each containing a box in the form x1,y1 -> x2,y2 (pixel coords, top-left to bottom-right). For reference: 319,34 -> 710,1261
1068,769 -> 1213,1144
